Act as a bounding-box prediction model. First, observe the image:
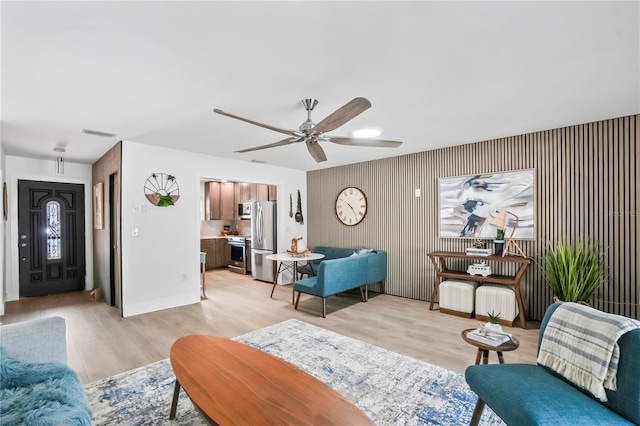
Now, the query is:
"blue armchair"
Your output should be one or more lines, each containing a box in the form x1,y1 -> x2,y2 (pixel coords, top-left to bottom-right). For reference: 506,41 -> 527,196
465,304 -> 640,425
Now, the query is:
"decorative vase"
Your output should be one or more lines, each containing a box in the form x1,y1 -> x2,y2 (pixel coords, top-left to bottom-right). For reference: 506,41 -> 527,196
494,240 -> 505,256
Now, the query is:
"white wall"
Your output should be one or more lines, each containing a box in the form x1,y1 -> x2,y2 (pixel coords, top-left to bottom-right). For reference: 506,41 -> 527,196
3,156 -> 94,304
120,141 -> 307,317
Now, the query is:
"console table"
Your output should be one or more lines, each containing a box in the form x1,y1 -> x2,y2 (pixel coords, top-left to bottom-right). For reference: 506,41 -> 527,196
427,251 -> 530,329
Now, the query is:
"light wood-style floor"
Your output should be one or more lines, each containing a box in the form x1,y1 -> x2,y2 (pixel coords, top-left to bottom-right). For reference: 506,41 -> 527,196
1,269 -> 541,384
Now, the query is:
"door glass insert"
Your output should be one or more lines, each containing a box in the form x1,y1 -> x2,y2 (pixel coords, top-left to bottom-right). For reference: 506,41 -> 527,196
46,200 -> 62,259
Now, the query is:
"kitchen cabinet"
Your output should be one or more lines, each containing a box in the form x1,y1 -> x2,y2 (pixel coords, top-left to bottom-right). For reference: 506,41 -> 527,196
235,183 -> 256,203
206,182 -> 221,220
256,184 -> 277,201
204,181 -> 276,221
200,238 -> 230,270
268,185 -> 277,201
214,238 -> 230,267
219,182 -> 235,220
205,182 -> 235,220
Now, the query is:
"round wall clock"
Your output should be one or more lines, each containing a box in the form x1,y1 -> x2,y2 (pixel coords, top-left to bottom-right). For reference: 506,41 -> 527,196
335,187 -> 367,226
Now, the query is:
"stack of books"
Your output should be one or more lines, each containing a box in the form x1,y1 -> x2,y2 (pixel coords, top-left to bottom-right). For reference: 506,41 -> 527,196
466,328 -> 511,346
465,247 -> 492,256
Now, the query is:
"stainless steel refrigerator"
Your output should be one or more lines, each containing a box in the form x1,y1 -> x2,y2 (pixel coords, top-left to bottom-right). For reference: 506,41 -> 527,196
251,201 -> 277,282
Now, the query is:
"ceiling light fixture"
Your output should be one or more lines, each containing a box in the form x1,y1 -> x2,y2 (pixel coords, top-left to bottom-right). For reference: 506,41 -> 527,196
352,128 -> 382,138
54,147 -> 65,175
82,128 -> 117,138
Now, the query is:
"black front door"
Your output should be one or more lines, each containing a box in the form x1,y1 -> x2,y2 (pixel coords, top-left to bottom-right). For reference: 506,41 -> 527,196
18,180 -> 86,297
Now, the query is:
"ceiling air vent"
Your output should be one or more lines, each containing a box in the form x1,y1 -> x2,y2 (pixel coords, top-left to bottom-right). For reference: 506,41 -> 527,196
82,128 -> 117,138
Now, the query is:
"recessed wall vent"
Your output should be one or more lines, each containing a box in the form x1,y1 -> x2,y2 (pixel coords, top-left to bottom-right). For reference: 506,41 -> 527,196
82,128 -> 117,138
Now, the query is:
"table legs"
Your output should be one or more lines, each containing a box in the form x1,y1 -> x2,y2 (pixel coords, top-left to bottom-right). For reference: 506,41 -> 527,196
475,349 -> 506,365
269,260 -> 297,304
169,379 -> 181,420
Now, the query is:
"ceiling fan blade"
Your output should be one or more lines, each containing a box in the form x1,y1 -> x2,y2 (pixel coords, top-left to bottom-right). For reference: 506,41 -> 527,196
306,140 -> 327,162
214,108 -> 295,136
311,97 -> 372,134
235,137 -> 297,153
328,136 -> 403,148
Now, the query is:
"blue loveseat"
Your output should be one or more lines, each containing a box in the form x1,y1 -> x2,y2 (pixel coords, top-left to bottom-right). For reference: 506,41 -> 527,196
0,317 -> 93,425
465,303 -> 640,425
293,246 -> 387,317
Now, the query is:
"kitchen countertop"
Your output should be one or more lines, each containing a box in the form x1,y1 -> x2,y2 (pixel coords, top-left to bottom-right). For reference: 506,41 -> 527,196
200,236 -> 251,240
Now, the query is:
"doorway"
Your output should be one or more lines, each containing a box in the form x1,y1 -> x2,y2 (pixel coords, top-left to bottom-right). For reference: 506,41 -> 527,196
17,180 -> 86,297
109,172 -> 122,312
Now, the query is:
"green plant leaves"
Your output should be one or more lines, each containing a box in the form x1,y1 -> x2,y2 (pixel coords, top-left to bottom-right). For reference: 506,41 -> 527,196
544,238 -> 606,303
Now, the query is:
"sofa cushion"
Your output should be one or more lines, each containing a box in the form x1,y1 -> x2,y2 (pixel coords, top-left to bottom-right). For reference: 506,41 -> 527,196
538,304 -> 640,424
294,276 -> 319,296
465,363 -> 635,425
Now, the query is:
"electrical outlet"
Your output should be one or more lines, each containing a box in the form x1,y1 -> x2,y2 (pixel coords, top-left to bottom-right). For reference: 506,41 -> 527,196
415,188 -> 421,197
132,228 -> 139,237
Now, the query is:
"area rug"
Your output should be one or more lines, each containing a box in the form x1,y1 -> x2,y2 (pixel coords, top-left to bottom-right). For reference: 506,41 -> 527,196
85,319 -> 504,425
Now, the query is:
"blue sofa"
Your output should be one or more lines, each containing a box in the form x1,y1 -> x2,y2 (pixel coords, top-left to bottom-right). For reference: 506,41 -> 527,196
0,317 -> 93,425
465,304 -> 640,425
293,246 -> 387,317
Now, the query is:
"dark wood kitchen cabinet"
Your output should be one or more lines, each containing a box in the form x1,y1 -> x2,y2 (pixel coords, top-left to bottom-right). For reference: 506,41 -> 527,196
214,238 -> 230,268
200,238 -> 230,270
235,183 -> 256,203
219,183 -> 235,220
256,184 -> 277,201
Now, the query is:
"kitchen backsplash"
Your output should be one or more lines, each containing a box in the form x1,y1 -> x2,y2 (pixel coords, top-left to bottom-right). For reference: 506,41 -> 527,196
201,220 -> 251,237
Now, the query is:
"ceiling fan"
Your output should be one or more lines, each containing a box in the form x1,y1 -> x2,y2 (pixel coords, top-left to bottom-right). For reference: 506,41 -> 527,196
213,97 -> 402,163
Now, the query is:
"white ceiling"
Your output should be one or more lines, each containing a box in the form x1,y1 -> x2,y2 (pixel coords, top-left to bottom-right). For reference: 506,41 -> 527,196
2,1 -> 638,172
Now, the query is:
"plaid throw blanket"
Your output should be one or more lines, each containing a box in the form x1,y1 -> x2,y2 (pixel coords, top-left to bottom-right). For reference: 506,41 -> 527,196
537,302 -> 640,402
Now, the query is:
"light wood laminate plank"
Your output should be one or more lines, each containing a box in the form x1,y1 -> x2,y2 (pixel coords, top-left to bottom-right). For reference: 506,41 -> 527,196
1,269 -> 541,384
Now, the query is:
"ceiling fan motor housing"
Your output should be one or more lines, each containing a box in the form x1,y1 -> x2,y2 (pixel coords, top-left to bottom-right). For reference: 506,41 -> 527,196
299,98 -> 318,132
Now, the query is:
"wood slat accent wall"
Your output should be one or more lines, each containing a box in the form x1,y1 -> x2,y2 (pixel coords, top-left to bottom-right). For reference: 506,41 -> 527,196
307,115 -> 639,321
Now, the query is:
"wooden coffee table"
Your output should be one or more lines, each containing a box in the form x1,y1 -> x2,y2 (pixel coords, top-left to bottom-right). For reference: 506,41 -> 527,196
461,328 -> 520,365
169,335 -> 374,425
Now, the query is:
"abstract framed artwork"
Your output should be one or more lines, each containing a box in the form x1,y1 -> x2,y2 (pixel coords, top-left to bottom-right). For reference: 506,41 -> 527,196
438,169 -> 535,239
93,182 -> 104,230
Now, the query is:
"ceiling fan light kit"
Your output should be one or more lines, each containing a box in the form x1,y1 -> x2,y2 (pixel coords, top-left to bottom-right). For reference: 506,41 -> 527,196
214,97 -> 403,163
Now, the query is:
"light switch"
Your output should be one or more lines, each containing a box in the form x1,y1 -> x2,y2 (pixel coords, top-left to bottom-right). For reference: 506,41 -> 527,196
132,228 -> 139,237
132,203 -> 139,213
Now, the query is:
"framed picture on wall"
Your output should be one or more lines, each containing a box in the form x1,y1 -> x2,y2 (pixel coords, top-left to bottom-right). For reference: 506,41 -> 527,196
438,169 -> 535,239
93,182 -> 104,230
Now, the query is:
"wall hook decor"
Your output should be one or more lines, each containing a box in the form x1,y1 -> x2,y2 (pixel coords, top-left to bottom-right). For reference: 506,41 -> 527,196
144,173 -> 180,206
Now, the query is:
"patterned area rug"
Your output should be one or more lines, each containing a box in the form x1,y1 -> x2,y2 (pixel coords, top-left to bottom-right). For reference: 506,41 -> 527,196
85,319 -> 504,425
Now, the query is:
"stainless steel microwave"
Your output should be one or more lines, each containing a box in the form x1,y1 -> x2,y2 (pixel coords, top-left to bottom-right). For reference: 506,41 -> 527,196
238,202 -> 252,220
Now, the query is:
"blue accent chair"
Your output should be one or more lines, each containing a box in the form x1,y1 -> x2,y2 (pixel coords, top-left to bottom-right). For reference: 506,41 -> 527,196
465,304 -> 640,425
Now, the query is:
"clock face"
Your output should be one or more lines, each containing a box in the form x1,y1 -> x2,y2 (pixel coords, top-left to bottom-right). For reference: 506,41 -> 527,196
335,187 -> 367,226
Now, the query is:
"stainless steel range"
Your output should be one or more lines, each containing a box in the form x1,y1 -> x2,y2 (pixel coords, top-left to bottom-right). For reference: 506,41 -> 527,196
227,236 -> 251,275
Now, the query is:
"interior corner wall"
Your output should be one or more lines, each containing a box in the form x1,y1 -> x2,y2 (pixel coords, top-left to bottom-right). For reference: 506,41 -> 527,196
119,141 -> 306,318
92,142 -> 122,307
307,114 -> 639,321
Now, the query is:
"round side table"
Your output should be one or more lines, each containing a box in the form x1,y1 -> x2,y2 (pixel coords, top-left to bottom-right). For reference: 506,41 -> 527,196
461,328 -> 520,365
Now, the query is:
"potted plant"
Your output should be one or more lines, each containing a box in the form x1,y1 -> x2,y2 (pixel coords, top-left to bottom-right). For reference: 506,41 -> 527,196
544,238 -> 606,304
494,228 -> 505,256
484,310 -> 503,332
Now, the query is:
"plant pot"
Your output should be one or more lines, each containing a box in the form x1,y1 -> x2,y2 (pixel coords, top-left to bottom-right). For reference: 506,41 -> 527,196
494,240 -> 505,256
484,323 -> 503,333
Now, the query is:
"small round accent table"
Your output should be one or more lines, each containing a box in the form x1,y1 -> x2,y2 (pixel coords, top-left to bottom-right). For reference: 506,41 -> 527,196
461,328 -> 520,365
